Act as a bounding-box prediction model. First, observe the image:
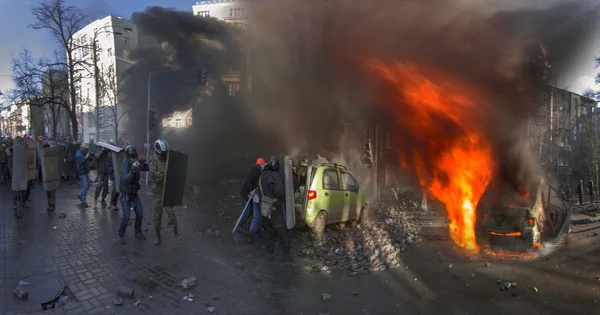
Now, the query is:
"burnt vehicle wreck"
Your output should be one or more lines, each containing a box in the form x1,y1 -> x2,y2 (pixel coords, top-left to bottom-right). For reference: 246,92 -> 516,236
476,176 -> 571,252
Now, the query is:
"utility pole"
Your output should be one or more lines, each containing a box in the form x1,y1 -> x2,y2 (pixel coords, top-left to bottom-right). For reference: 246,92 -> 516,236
92,37 -> 101,143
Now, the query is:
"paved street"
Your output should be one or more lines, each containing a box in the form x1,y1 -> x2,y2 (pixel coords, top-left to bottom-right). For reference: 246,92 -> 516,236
1,180 -> 600,315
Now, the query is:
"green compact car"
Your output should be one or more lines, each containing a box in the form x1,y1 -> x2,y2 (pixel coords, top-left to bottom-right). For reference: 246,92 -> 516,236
293,161 -> 369,234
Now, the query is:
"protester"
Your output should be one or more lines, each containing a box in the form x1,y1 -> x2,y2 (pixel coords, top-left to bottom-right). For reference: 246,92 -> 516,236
94,147 -> 110,206
42,142 -> 56,211
106,151 -> 119,211
75,143 -> 93,208
150,139 -> 181,244
118,145 -> 149,245
238,157 -> 266,242
12,137 -> 28,218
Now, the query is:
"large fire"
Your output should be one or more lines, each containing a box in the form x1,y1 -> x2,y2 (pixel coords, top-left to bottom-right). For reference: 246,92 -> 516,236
364,60 -> 494,253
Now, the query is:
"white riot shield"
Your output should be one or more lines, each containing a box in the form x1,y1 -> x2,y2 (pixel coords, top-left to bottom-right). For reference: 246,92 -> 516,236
26,139 -> 37,180
11,141 -> 28,191
96,142 -> 124,190
41,147 -> 61,191
284,156 -> 296,229
163,150 -> 188,207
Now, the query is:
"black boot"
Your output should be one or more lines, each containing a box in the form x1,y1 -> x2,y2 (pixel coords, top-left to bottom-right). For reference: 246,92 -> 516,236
173,226 -> 182,241
153,231 -> 161,245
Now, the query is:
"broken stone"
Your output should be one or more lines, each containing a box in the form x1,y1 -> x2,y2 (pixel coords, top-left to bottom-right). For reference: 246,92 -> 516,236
59,213 -> 67,219
470,273 -> 476,279
511,282 -> 517,287
212,294 -> 220,300
485,262 -> 491,268
116,286 -> 134,298
187,293 -> 195,299
181,276 -> 197,289
532,287 -> 539,292
349,271 -> 358,277
19,241 -> 26,245
207,306 -> 215,313
14,286 -> 28,299
113,297 -> 123,305
448,264 -> 453,269
502,282 -> 512,290
321,293 -> 331,301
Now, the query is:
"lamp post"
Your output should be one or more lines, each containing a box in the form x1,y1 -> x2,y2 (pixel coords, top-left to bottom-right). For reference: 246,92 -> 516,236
91,25 -> 133,143
145,67 -> 207,184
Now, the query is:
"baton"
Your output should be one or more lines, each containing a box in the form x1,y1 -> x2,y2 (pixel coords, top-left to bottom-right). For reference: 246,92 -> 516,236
232,190 -> 254,234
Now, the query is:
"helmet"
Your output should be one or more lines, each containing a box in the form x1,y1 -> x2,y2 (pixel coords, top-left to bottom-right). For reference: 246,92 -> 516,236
255,157 -> 266,166
37,136 -> 44,141
80,143 -> 89,150
268,156 -> 280,171
125,145 -> 138,158
154,139 -> 169,156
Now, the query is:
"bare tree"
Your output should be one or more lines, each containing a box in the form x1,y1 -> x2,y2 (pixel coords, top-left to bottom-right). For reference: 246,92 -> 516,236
30,0 -> 87,140
11,49 -> 70,138
98,67 -> 134,143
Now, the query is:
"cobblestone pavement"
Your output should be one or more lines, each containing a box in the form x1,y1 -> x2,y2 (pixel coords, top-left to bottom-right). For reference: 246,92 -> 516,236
1,181 -> 271,315
3,180 -> 600,315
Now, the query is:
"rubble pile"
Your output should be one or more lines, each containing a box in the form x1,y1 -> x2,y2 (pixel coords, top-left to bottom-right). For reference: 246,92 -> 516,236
294,203 -> 420,272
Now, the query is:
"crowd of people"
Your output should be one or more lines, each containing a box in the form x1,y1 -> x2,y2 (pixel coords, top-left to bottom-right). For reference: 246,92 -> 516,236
0,134 -> 182,246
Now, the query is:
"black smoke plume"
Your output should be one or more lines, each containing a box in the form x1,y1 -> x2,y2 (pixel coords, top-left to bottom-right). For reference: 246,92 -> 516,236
245,0 -> 599,193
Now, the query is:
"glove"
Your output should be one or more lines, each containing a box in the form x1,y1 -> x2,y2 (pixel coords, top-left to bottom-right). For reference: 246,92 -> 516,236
132,160 -> 141,171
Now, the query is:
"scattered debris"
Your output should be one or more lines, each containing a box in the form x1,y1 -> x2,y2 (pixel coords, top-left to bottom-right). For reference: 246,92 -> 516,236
511,282 -> 517,287
19,240 -> 26,245
116,286 -> 134,298
113,297 -> 123,305
17,280 -> 30,286
448,264 -> 453,269
207,306 -> 216,313
470,273 -> 476,279
14,286 -> 28,299
59,213 -> 67,219
351,291 -> 359,296
134,300 -> 141,306
52,226 -> 58,230
321,293 -> 331,301
182,276 -> 198,289
532,287 -> 539,292
183,295 -> 194,302
485,262 -> 491,268
212,294 -> 220,300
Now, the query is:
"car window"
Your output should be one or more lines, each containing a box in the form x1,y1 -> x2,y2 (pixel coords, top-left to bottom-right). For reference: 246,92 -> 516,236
322,169 -> 340,190
340,171 -> 358,191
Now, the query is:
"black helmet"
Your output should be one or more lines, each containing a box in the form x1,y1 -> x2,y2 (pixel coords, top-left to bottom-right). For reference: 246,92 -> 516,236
268,156 -> 280,171
124,145 -> 138,158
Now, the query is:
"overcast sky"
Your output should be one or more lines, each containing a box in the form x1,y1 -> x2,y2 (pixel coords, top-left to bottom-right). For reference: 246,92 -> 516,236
0,0 -> 599,102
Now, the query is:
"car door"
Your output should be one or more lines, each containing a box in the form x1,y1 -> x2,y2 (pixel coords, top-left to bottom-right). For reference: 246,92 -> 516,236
340,171 -> 359,221
320,168 -> 345,222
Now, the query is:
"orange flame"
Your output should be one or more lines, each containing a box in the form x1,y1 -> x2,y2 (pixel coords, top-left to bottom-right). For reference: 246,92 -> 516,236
364,60 -> 494,253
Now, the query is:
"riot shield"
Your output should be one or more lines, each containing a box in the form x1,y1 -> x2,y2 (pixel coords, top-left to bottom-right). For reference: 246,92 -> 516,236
11,141 -> 28,191
41,147 -> 60,191
284,156 -> 296,229
163,150 -> 188,207
26,139 -> 37,180
96,142 -> 123,152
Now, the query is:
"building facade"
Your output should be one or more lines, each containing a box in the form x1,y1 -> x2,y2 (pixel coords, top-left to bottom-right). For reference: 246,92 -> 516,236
0,99 -> 35,138
72,15 -> 138,143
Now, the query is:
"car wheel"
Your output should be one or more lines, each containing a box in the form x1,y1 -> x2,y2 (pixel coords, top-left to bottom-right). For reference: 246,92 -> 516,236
357,204 -> 368,224
311,211 -> 327,234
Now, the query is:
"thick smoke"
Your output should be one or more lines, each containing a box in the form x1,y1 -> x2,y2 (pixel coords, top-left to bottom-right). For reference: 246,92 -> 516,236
245,0 -> 599,193
122,7 -> 265,183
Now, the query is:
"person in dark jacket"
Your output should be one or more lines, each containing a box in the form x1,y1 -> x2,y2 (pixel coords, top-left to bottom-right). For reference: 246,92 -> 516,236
75,143 -> 93,207
106,151 -> 119,211
238,157 -> 266,240
42,142 -> 57,211
94,147 -> 110,206
588,180 -> 595,202
118,145 -> 149,245
258,157 -> 290,259
64,137 -> 77,181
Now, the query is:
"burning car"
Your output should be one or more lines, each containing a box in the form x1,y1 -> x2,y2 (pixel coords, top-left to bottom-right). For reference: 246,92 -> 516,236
475,176 -> 570,252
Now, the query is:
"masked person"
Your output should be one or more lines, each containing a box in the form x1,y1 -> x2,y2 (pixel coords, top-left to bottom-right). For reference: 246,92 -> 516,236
94,147 -> 110,206
64,137 -> 77,181
75,143 -> 93,208
150,139 -> 181,245
118,145 -> 149,245
0,142 -> 7,187
106,151 -> 119,211
258,157 -> 290,260
238,157 -> 266,241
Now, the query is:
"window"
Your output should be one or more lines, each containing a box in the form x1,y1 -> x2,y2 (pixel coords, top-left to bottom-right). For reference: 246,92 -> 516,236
230,8 -> 233,16
340,172 -> 358,191
198,10 -> 210,17
322,169 -> 340,190
107,48 -> 113,57
228,83 -> 240,96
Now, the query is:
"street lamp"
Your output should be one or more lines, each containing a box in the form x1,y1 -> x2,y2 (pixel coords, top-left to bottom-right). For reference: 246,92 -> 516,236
145,67 -> 207,184
91,25 -> 133,143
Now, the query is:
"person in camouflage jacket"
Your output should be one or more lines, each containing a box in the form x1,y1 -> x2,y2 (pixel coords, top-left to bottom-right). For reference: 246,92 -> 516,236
150,139 -> 181,245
